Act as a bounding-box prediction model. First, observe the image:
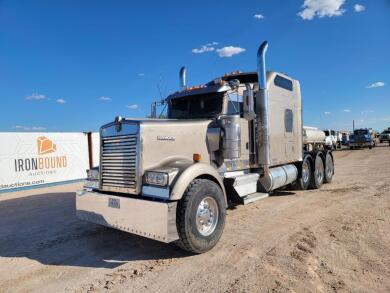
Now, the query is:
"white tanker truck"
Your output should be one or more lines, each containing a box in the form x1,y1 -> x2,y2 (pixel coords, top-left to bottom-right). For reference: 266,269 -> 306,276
303,126 -> 326,151
76,41 -> 334,253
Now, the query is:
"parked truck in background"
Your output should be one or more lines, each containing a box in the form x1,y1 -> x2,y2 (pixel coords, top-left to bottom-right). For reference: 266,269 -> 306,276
340,131 -> 350,146
335,131 -> 343,149
349,128 -> 376,149
323,129 -> 339,149
303,126 -> 326,151
379,128 -> 390,145
76,41 -> 335,254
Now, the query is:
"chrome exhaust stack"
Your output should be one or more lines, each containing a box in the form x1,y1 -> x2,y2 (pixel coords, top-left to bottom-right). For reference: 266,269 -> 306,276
256,41 -> 270,171
179,66 -> 187,90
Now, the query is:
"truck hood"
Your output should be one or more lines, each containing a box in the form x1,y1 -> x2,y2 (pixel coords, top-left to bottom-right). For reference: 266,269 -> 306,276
136,119 -> 213,172
99,118 -> 214,195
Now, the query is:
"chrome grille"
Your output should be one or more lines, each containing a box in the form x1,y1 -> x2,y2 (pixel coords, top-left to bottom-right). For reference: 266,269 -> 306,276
100,134 -> 139,194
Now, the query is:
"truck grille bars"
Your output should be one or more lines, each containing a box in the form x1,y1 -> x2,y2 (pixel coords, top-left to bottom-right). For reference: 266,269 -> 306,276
100,134 -> 139,194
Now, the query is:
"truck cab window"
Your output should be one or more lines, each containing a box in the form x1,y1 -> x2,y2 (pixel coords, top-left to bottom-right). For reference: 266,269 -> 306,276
227,92 -> 243,115
168,92 -> 224,119
285,109 -> 293,132
274,75 -> 293,91
354,129 -> 369,135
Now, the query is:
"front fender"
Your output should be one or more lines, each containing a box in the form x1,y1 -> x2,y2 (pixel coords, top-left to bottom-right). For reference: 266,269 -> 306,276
169,163 -> 227,205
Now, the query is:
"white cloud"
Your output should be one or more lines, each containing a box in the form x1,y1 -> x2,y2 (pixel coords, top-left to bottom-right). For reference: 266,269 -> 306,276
126,104 -> 139,110
298,0 -> 346,20
254,14 -> 264,19
343,109 -> 351,112
324,111 -> 331,115
137,73 -> 145,77
56,98 -> 66,104
216,46 -> 246,58
366,81 -> 385,88
98,96 -> 112,101
26,93 -> 46,100
193,42 -> 245,58
31,126 -> 46,130
192,42 -> 219,54
13,125 -> 46,131
361,109 -> 375,115
354,4 -> 365,12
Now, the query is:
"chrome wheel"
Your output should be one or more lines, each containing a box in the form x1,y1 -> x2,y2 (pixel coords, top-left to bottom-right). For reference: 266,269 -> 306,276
196,196 -> 219,236
326,156 -> 333,179
302,161 -> 310,184
315,160 -> 324,183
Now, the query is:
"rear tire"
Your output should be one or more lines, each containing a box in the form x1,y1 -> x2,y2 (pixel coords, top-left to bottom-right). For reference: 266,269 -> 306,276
292,154 -> 312,190
323,150 -> 334,183
309,152 -> 324,189
175,179 -> 226,254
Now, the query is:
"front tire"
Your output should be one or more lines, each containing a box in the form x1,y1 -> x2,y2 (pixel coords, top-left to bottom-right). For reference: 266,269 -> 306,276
175,179 -> 226,254
309,152 -> 324,189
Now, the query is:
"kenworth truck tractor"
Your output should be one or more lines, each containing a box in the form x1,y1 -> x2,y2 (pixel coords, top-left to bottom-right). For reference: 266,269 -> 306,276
76,41 -> 334,254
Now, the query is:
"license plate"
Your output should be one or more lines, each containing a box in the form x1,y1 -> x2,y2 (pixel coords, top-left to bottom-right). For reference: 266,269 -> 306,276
108,198 -> 120,209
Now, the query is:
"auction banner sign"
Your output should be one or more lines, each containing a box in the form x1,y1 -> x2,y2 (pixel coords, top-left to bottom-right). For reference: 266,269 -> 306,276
0,132 -> 91,191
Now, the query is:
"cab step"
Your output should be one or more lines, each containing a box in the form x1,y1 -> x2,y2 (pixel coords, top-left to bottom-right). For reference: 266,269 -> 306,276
242,192 -> 269,205
232,173 -> 259,197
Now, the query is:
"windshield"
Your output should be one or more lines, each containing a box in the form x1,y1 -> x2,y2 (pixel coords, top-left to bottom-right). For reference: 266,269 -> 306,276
354,129 -> 369,135
324,130 -> 330,136
168,92 -> 224,119
382,130 -> 390,134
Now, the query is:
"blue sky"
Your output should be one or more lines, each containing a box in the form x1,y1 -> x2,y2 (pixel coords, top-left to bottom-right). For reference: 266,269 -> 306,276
0,0 -> 389,132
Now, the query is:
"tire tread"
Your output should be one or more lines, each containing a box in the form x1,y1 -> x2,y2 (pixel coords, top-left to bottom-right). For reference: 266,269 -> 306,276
175,179 -> 203,252
175,179 -> 226,254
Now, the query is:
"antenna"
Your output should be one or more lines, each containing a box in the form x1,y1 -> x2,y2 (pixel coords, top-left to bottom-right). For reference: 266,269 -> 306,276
150,75 -> 167,118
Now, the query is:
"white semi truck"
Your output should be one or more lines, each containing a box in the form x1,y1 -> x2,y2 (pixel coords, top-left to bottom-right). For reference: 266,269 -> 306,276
76,41 -> 334,253
323,129 -> 341,149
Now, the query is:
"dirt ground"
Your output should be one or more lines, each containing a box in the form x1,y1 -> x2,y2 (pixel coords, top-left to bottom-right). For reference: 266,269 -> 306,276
1,145 -> 389,293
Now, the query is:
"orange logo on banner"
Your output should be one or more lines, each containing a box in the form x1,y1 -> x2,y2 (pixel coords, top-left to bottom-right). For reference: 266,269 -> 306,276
37,137 -> 57,155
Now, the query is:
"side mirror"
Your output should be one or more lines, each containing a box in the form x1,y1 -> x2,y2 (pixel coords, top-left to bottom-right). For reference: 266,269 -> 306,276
243,86 -> 256,121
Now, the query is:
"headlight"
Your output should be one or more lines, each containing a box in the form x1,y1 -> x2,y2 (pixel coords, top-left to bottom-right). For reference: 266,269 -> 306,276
145,171 -> 169,186
144,168 -> 179,187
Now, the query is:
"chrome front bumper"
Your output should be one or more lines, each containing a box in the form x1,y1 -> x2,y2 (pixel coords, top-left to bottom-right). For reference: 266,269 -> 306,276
76,190 -> 179,243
